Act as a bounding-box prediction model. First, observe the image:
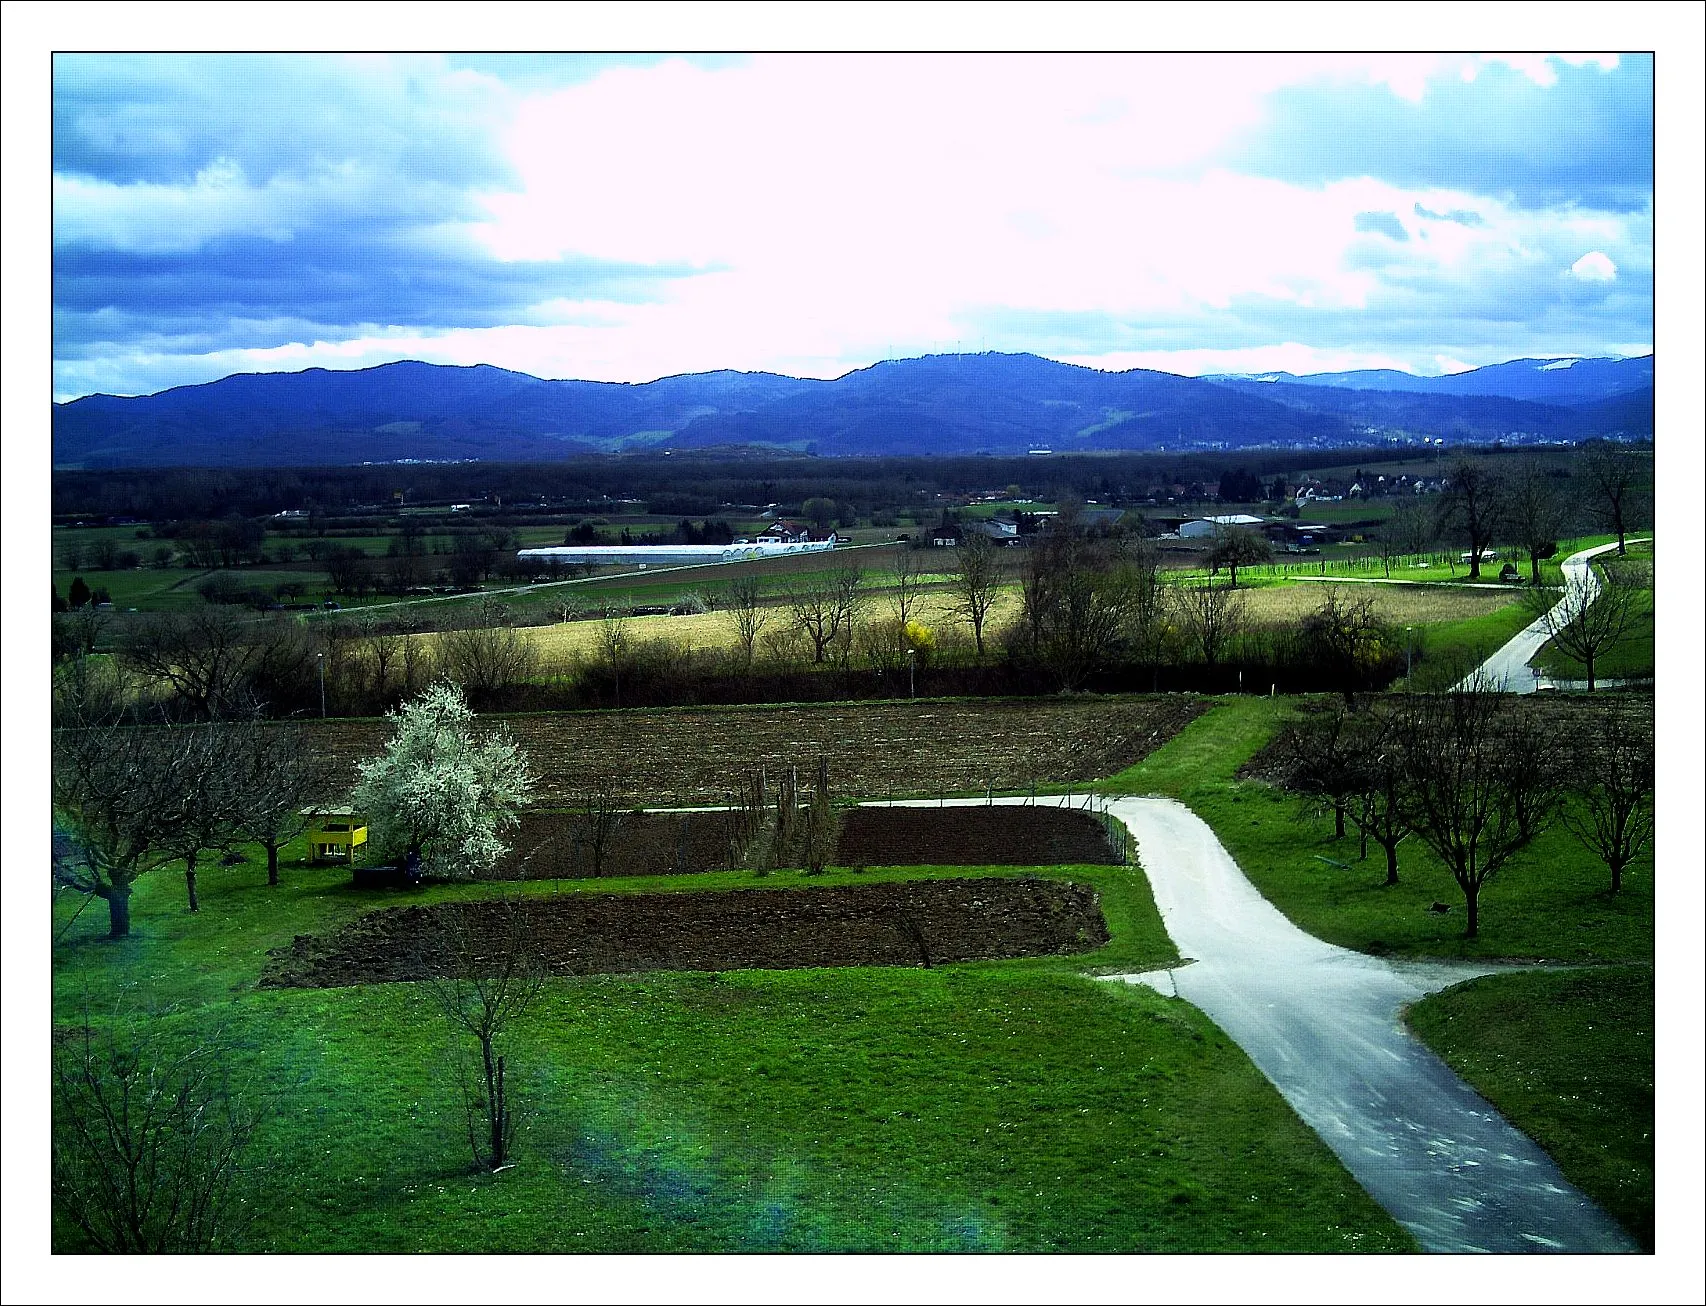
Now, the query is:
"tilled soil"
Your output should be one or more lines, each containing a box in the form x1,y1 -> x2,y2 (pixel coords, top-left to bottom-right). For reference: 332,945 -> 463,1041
489,804 -> 1118,880
260,877 -> 1109,988
835,805 -> 1117,868
167,695 -> 1202,808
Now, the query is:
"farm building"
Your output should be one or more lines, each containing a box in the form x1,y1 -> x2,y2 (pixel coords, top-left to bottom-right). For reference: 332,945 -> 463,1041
1177,514 -> 1266,539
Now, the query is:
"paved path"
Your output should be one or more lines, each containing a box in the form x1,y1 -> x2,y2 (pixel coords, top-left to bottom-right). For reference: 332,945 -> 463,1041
865,794 -> 1638,1253
1457,540 -> 1649,694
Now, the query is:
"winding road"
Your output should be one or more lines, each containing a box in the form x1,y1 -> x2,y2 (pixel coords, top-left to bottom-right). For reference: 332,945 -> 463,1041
868,794 -> 1638,1253
1456,539 -> 1649,694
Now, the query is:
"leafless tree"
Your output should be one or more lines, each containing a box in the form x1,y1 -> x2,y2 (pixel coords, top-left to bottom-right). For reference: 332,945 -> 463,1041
153,724 -> 249,913
440,600 -> 540,697
572,788 -> 628,878
52,1011 -> 261,1252
122,608 -> 264,719
1344,706 -> 1415,886
1274,700 -> 1363,839
788,566 -> 864,665
1564,727 -> 1654,894
230,723 -> 327,886
1581,444 -> 1649,557
53,725 -> 209,937
888,548 -> 925,630
1301,587 -> 1395,705
1013,529 -> 1142,690
1206,526 -> 1271,589
1435,459 -> 1504,580
1525,558 -> 1647,691
801,755 -> 838,876
425,898 -> 546,1172
726,575 -> 770,668
949,529 -> 1001,660
1398,680 -> 1549,937
1174,582 -> 1247,670
358,614 -> 405,699
595,606 -> 632,706
1377,497 -> 1436,576
1505,459 -> 1569,585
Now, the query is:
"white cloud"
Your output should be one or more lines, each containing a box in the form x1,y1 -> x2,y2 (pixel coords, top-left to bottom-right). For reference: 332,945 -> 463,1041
1569,250 -> 1618,281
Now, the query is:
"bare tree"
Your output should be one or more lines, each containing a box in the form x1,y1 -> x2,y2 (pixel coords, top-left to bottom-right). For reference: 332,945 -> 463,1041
1505,459 -> 1569,585
53,725 -> 209,937
571,788 -> 628,878
788,567 -> 864,665
1300,587 -> 1395,705
440,600 -> 540,698
1344,706 -> 1414,886
726,575 -> 770,669
1564,727 -> 1654,894
229,723 -> 326,886
889,548 -> 925,630
948,529 -> 1001,660
1377,497 -> 1435,577
1174,582 -> 1247,670
1525,557 -> 1647,691
801,755 -> 839,876
1581,444 -> 1648,557
1436,459 -> 1503,581
595,606 -> 632,706
123,608 -> 264,719
1399,681 -> 1548,937
1206,526 -> 1271,589
154,725 -> 245,913
425,898 -> 546,1172
1275,700 -> 1363,839
52,1011 -> 261,1252
1014,529 -> 1141,690
358,614 -> 405,699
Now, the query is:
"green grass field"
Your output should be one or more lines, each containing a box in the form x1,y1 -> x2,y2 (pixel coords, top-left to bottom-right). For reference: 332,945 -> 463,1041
50,836 -> 1411,1253
1098,698 -> 1654,962
1407,967 -> 1654,1250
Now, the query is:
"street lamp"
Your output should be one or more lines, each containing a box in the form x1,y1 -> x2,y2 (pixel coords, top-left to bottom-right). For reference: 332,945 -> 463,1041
906,647 -> 916,700
317,651 -> 326,717
1404,626 -> 1413,682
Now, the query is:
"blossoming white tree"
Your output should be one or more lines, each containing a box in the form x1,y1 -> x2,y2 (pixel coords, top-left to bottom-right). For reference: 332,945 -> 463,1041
351,682 -> 533,877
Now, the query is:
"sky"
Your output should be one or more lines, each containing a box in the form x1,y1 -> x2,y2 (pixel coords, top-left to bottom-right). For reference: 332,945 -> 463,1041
49,51 -> 1655,400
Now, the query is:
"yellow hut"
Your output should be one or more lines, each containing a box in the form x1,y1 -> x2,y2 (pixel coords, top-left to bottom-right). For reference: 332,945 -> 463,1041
303,807 -> 369,863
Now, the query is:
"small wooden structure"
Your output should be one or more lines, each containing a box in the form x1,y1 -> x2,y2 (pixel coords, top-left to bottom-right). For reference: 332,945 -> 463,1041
303,807 -> 369,863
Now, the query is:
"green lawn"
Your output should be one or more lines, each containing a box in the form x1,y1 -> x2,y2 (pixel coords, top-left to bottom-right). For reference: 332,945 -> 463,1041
1099,698 -> 1654,962
1407,966 -> 1654,1250
1533,540 -> 1656,682
50,838 -> 1410,1253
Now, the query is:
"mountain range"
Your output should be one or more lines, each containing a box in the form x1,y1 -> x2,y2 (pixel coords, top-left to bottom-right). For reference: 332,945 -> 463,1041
52,352 -> 1654,469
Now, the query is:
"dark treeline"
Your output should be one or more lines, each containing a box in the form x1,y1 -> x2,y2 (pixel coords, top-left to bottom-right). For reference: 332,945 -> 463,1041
53,449 -> 1410,522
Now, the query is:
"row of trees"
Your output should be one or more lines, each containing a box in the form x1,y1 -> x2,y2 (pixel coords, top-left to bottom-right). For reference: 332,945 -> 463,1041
1275,685 -> 1654,934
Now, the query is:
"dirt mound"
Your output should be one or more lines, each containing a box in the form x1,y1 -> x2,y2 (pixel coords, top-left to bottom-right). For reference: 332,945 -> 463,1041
835,805 -> 1118,867
260,877 -> 1109,988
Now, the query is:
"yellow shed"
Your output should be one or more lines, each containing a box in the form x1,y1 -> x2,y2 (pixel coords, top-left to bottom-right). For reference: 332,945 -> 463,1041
303,807 -> 369,863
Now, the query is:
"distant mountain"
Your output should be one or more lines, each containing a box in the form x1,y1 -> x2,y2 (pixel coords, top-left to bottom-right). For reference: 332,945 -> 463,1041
52,351 -> 1653,469
1215,354 -> 1652,404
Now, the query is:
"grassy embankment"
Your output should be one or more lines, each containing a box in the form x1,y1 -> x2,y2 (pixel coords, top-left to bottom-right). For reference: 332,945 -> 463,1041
1097,697 -> 1654,1246
1532,539 -> 1656,681
51,829 -> 1409,1253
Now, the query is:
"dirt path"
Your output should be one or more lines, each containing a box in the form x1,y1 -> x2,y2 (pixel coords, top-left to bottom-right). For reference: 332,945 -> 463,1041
867,794 -> 1638,1254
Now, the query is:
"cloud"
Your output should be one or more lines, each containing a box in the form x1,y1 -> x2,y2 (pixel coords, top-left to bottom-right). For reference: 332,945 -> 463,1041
1569,251 -> 1618,282
1414,203 -> 1484,227
50,53 -> 1654,399
1354,212 -> 1409,242
1224,55 -> 1652,211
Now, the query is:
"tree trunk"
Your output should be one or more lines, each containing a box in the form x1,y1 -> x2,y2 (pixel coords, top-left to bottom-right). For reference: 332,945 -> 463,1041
1463,882 -> 1480,938
1529,552 -> 1542,585
1610,857 -> 1623,894
185,850 -> 200,913
266,841 -> 280,887
1585,651 -> 1596,693
99,883 -> 132,939
1384,841 -> 1400,887
1333,799 -> 1345,839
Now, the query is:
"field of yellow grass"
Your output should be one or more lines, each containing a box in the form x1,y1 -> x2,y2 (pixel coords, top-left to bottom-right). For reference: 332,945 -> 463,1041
1233,581 -> 1520,626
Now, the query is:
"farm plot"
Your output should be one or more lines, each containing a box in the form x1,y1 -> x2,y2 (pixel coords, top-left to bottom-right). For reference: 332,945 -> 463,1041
256,694 -> 1204,807
1230,582 -> 1520,626
836,805 -> 1118,868
261,878 -> 1110,986
490,804 -> 1120,880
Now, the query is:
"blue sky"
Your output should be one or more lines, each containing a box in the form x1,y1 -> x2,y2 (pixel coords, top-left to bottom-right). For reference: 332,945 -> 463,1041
51,51 -> 1654,400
